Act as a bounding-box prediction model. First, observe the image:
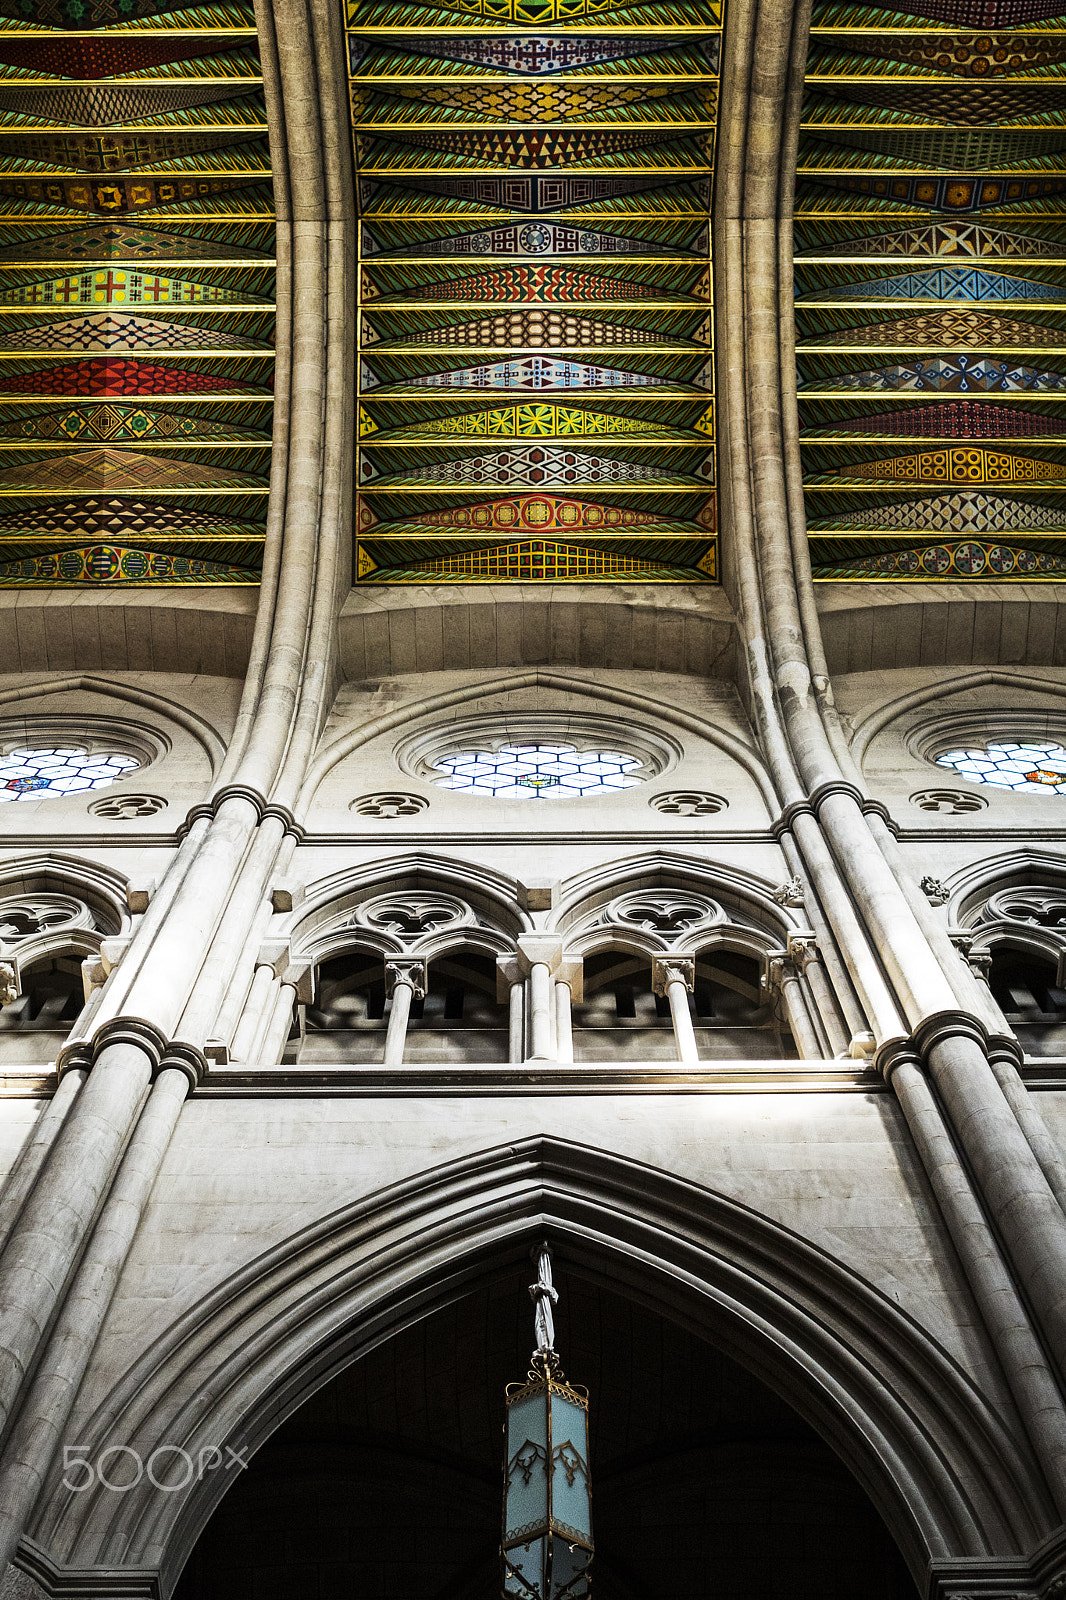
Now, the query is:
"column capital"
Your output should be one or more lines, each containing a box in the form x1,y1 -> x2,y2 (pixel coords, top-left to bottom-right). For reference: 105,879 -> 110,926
652,956 -> 694,996
516,935 -> 563,978
966,949 -> 993,983
873,1034 -> 920,1082
385,958 -> 427,1000
912,1008 -> 989,1062
766,954 -> 800,995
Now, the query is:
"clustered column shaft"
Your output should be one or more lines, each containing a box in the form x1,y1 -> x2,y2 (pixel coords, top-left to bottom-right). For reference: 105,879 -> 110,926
721,0 -> 1066,1519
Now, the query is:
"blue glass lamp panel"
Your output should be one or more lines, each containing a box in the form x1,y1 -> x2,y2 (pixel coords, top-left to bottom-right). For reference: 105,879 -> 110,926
549,1393 -> 592,1545
505,1389 -> 550,1542
504,1533 -> 549,1600
548,1535 -> 591,1600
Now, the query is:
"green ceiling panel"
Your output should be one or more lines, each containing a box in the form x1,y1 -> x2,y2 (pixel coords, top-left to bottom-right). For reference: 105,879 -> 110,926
796,3 -> 1066,579
346,1 -> 720,584
0,4 -> 274,587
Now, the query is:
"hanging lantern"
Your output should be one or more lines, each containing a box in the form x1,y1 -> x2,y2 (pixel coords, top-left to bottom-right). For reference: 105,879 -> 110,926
501,1243 -> 593,1599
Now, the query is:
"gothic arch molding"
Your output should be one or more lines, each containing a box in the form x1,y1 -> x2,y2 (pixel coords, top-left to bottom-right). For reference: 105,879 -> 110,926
0,851 -> 131,935
551,850 -> 805,941
299,668 -> 777,818
850,669 -> 1066,768
25,1139 -> 1051,1597
947,848 -> 1066,927
288,851 -> 533,955
0,675 -> 226,774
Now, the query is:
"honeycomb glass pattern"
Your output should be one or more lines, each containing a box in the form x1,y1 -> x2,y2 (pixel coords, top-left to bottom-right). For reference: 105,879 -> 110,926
935,740 -> 1066,794
0,745 -> 139,802
431,742 -> 643,800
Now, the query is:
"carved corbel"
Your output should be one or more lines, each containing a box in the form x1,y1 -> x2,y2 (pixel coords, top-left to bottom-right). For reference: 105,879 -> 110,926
81,953 -> 106,1002
99,937 -> 130,976
518,879 -> 556,912
786,933 -> 818,968
966,949 -> 993,984
920,875 -> 949,906
80,938 -> 129,1002
257,939 -> 292,978
125,879 -> 156,914
0,958 -> 19,1006
772,876 -> 805,907
270,879 -> 304,914
496,954 -> 523,1004
765,954 -> 800,998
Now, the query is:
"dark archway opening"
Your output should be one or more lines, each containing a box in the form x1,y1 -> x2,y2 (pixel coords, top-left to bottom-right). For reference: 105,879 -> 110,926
0,951 -> 85,1066
301,944 -> 510,1064
571,947 -> 794,1062
989,946 -> 1066,1058
174,1266 -> 917,1600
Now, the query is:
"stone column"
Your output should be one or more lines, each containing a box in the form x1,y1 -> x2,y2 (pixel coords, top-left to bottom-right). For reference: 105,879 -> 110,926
916,1015 -> 1066,1389
516,936 -> 563,1062
383,959 -> 427,1068
0,1062 -> 195,1574
260,980 -> 298,1065
0,1035 -> 158,1442
509,982 -> 524,1064
652,958 -> 699,1065
229,963 -> 277,1062
553,958 -> 582,1067
787,935 -> 847,1057
955,941 -> 1066,1215
497,957 -> 524,1064
767,955 -> 821,1060
883,1044 -> 1066,1514
0,1067 -> 86,1247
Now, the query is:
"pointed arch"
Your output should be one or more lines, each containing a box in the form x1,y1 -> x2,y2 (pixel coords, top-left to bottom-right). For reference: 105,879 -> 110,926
946,847 -> 1066,927
551,848 -> 805,940
0,675 -> 226,772
299,668 -> 777,816
0,851 -> 131,935
287,850 -> 533,955
26,1139 -> 1051,1597
850,669 -> 1066,766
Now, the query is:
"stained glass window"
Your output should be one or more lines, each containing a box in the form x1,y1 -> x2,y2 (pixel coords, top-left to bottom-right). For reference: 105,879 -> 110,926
432,742 -> 642,800
0,746 -> 140,803
935,741 -> 1066,795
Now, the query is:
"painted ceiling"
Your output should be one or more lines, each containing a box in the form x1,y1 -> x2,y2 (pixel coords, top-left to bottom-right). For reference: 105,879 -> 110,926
0,0 -> 274,589
347,0 -> 720,583
796,0 -> 1066,583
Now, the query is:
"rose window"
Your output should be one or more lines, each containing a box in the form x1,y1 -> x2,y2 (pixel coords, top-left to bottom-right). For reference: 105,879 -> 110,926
431,742 -> 643,800
935,741 -> 1066,795
0,746 -> 140,803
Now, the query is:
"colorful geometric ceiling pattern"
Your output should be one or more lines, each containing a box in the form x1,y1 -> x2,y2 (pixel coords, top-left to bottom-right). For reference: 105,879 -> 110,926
0,2 -> 273,588
346,0 -> 720,584
796,0 -> 1066,583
